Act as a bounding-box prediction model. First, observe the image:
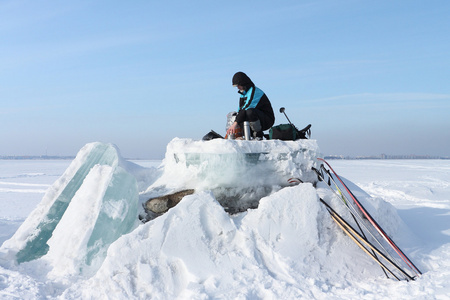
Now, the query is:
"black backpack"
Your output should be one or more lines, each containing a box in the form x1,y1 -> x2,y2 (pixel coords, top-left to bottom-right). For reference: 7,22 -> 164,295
269,124 -> 311,141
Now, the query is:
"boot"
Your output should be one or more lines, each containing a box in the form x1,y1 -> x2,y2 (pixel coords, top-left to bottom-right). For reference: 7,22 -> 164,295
250,120 -> 263,140
253,131 -> 264,140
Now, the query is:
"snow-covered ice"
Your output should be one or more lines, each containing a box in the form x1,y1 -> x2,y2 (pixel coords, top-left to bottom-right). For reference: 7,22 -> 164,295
0,139 -> 449,299
142,138 -> 320,214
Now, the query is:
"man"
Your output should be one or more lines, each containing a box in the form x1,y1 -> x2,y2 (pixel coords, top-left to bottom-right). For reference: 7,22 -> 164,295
226,72 -> 275,139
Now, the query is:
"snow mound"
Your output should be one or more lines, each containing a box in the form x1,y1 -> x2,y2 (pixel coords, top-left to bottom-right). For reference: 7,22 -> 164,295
62,184 -> 382,299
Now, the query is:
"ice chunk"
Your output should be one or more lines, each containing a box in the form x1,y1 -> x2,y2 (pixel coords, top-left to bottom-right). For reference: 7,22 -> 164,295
44,164 -> 138,278
0,142 -> 138,268
158,138 -> 321,189
142,138 -> 321,214
84,165 -> 138,270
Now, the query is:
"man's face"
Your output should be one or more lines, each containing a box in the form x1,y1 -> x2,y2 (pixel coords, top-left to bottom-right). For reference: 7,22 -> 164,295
237,85 -> 244,92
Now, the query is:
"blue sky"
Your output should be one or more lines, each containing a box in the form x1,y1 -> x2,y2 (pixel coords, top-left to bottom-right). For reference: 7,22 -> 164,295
1,0 -> 449,159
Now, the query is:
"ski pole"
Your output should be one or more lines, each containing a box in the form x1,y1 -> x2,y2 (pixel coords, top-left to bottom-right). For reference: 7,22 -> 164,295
279,107 -> 295,128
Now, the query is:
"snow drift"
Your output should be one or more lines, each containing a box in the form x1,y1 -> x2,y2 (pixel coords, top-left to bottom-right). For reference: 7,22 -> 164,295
0,139 -> 424,299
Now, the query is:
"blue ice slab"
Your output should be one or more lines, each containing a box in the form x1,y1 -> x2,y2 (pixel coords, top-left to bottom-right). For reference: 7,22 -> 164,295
84,165 -> 138,269
16,143 -> 121,264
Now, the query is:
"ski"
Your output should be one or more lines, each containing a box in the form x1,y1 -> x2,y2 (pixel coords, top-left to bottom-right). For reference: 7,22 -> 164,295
291,173 -> 414,281
317,158 -> 422,277
319,198 -> 415,281
311,167 -> 394,279
315,164 -> 398,264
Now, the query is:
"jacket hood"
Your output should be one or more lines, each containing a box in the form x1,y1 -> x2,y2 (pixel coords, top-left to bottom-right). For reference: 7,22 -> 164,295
232,72 -> 254,88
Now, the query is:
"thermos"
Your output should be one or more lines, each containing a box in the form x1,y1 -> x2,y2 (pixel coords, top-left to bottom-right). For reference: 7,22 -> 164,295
243,121 -> 251,140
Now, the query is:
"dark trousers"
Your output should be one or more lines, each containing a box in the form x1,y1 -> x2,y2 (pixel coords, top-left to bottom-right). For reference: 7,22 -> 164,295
240,108 -> 274,131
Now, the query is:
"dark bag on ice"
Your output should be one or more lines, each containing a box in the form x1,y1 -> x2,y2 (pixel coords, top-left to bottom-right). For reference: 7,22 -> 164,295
202,130 -> 224,141
269,124 -> 311,140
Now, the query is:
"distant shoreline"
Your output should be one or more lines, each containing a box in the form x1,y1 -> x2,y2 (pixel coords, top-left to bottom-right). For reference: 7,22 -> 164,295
1,155 -> 448,160
0,155 -> 76,160
0,156 -> 162,161
324,155 -> 449,160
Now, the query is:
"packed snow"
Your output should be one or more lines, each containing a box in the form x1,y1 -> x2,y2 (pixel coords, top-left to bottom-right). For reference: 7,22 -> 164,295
0,140 -> 449,299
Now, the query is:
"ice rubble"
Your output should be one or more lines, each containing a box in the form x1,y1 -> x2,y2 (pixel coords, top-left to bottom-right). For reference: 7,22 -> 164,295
0,138 -> 420,298
0,139 -> 321,274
